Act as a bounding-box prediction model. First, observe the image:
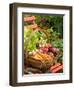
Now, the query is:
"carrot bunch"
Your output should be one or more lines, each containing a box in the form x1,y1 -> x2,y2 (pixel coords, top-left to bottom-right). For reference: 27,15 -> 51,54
24,16 -> 36,22
50,63 -> 63,73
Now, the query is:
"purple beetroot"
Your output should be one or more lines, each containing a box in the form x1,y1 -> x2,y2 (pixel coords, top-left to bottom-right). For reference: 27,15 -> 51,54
41,18 -> 46,23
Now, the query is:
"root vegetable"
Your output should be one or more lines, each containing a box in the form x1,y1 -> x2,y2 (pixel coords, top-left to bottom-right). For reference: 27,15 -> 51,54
51,65 -> 63,73
49,47 -> 59,54
50,63 -> 61,71
24,16 -> 36,22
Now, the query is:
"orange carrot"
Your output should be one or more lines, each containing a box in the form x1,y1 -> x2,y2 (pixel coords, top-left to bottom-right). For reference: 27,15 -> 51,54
24,16 -> 36,22
50,63 -> 61,71
26,24 -> 38,30
51,65 -> 63,73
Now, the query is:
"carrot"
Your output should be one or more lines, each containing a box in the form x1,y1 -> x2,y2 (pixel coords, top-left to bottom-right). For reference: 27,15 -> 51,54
24,16 -> 36,22
33,53 -> 43,60
38,52 -> 53,61
50,63 -> 61,71
26,24 -> 38,29
51,65 -> 63,73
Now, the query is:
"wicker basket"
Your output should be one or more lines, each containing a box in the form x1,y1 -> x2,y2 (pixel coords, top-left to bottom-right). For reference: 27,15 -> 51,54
25,53 -> 55,72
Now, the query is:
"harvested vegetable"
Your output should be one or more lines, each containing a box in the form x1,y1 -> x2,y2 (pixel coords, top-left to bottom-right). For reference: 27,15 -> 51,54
50,63 -> 61,71
24,14 -> 63,74
51,65 -> 63,73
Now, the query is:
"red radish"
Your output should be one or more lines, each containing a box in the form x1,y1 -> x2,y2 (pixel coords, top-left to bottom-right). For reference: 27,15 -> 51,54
39,44 -> 53,53
50,63 -> 61,71
49,47 -> 59,54
51,65 -> 63,73
47,44 -> 52,48
40,47 -> 49,53
52,48 -> 57,52
44,44 -> 52,49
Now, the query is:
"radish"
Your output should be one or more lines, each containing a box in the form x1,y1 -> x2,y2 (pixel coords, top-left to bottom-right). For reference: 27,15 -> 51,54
49,47 -> 59,54
40,47 -> 49,53
47,43 -> 52,48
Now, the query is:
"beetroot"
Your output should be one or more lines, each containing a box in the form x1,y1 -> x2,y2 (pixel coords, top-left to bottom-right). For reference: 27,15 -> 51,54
41,18 -> 46,23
